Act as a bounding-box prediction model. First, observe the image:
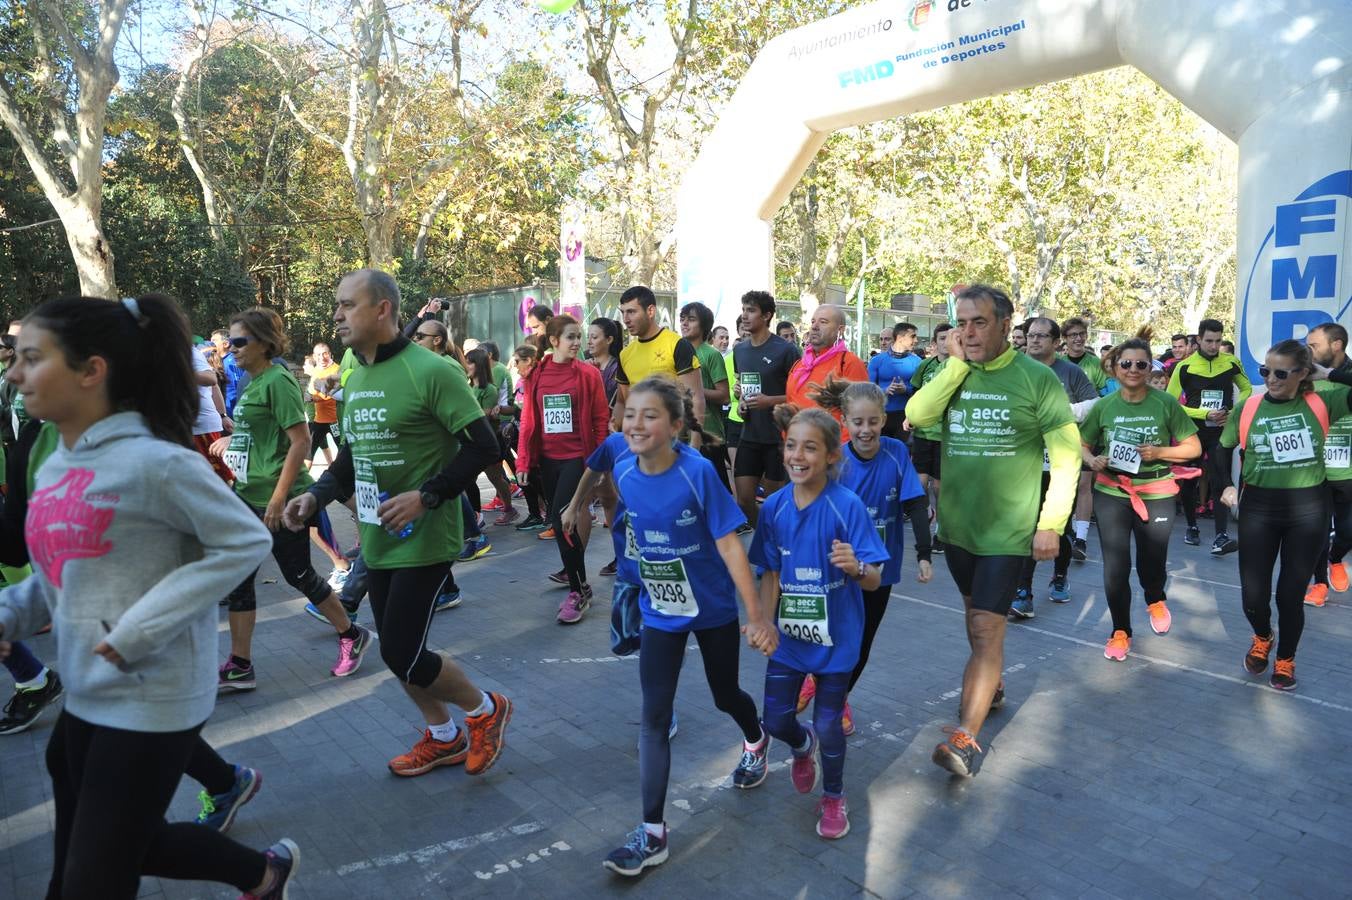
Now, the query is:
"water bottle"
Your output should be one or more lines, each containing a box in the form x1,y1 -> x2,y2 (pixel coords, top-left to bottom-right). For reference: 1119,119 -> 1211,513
378,491 -> 414,539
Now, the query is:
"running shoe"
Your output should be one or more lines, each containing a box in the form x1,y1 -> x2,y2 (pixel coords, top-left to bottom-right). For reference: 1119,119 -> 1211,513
732,733 -> 770,789
538,526 -> 556,540
493,508 -> 520,526
0,671 -> 64,735
557,590 -> 590,624
790,726 -> 819,793
932,728 -> 982,777
599,559 -> 618,577
196,765 -> 262,832
476,513 -> 486,531
735,522 -> 754,536
1147,600 -> 1172,634
1270,657 -> 1297,691
548,569 -> 570,585
331,625 -> 373,677
389,728 -> 468,776
1071,538 -> 1088,562
1183,526 -> 1200,546
1048,575 -> 1070,603
1008,589 -> 1034,620
1331,562 -> 1350,593
511,483 -> 525,499
796,674 -> 817,713
326,567 -> 350,592
1244,633 -> 1274,675
484,496 -> 506,512
218,659 -> 256,692
1104,630 -> 1130,662
1305,583 -> 1329,608
434,589 -> 463,612
514,515 -> 547,532
841,701 -> 855,737
464,692 -> 512,775
458,535 -> 491,561
816,795 -> 849,840
603,826 -> 668,877
990,681 -> 1006,712
303,602 -> 357,626
1211,533 -> 1238,556
239,838 -> 300,900
931,537 -> 945,555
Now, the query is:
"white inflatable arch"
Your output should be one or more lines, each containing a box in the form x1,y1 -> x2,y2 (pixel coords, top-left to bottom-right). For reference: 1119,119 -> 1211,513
676,0 -> 1352,375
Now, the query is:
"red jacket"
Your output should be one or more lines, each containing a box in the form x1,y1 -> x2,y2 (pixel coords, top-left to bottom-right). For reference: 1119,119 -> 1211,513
517,356 -> 610,473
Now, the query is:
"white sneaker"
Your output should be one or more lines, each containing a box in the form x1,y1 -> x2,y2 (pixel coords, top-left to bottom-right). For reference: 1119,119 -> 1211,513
327,568 -> 350,591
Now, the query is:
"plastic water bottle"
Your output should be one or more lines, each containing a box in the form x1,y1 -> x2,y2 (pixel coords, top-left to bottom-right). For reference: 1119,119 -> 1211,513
378,491 -> 414,539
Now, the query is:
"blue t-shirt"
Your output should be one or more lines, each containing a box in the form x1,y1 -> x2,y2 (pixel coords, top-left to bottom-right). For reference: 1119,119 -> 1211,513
839,437 -> 925,586
867,351 -> 923,414
586,433 -> 702,586
749,481 -> 889,674
615,450 -> 747,633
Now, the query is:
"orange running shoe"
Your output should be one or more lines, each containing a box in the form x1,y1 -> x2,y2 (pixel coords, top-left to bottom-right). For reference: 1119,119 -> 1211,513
841,701 -> 855,737
932,728 -> 982,777
464,692 -> 513,775
1244,633 -> 1274,675
1147,601 -> 1172,635
796,674 -> 817,713
1305,583 -> 1328,607
1270,657 -> 1297,691
1104,630 -> 1130,662
538,527 -> 556,541
388,729 -> 468,777
1330,562 -> 1349,593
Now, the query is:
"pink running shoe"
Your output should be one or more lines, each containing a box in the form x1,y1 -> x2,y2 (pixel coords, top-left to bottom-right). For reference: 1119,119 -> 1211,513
1103,630 -> 1130,662
791,726 -> 820,793
816,795 -> 850,839
557,591 -> 590,624
493,508 -> 519,526
332,625 -> 373,677
484,496 -> 505,511
1147,601 -> 1172,635
796,674 -> 816,713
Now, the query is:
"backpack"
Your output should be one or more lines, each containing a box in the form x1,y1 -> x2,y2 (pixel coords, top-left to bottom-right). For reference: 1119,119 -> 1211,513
1237,392 -> 1329,450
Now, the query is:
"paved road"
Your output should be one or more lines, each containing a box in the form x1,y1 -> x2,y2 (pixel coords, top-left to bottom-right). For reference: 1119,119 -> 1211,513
2,490 -> 1350,899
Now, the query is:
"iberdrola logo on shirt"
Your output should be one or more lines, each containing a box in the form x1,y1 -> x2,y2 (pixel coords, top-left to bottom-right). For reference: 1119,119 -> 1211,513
26,469 -> 115,588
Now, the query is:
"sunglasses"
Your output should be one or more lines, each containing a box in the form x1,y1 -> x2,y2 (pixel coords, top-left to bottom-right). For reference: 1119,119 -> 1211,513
1118,359 -> 1151,371
1258,366 -> 1301,380
227,336 -> 253,349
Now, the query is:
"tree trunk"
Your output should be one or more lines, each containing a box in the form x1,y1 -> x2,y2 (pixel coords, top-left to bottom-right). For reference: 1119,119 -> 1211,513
61,203 -> 118,298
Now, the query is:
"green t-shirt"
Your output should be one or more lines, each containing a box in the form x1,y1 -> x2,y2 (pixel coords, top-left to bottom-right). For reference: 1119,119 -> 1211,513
1319,367 -> 1352,481
1064,353 -> 1107,393
27,422 -> 60,496
693,342 -> 728,439
341,342 -> 485,568
910,356 -> 948,441
1220,387 -> 1351,489
227,364 -> 313,508
725,350 -> 742,424
1079,388 -> 1197,499
937,349 -> 1076,555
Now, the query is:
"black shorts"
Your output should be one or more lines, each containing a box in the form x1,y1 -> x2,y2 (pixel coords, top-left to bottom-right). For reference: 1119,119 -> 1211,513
912,436 -> 942,478
884,410 -> 908,440
308,421 -> 333,454
734,438 -> 786,482
943,544 -> 1023,615
725,419 -> 742,448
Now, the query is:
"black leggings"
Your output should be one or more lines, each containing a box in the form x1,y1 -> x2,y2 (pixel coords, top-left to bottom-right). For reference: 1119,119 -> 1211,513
848,584 -> 892,691
1312,479 -> 1352,586
639,622 -> 761,824
1182,428 -> 1231,535
226,503 -> 331,613
368,563 -> 451,687
700,442 -> 732,493
540,456 -> 588,592
45,712 -> 266,899
1093,490 -> 1174,637
186,737 -> 237,796
1019,472 -> 1071,591
1238,484 -> 1329,660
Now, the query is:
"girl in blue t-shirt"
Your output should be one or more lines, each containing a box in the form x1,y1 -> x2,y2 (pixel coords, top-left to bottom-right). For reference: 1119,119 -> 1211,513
750,406 -> 888,840
815,380 -> 932,734
602,376 -> 778,878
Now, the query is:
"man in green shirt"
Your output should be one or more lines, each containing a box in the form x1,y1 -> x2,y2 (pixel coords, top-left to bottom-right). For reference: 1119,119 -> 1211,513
1061,317 -> 1107,560
905,286 -> 1079,778
908,324 -> 951,551
680,301 -> 732,488
1306,323 -> 1352,605
285,269 -> 513,778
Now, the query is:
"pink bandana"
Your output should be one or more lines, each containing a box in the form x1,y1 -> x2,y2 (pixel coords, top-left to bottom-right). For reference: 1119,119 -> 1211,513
792,338 -> 848,391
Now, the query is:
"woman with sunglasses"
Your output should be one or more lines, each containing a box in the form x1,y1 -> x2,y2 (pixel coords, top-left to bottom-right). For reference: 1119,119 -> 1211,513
1080,334 -> 1201,662
1216,340 -> 1352,690
210,310 -> 373,689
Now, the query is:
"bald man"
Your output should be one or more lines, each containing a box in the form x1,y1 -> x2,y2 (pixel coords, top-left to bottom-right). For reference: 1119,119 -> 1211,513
786,304 -> 869,427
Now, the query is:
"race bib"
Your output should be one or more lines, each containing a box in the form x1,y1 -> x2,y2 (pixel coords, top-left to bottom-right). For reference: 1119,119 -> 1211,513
223,433 -> 252,484
1042,448 -> 1050,472
1270,424 -> 1315,464
353,457 -> 382,525
640,557 -> 699,617
543,393 -> 573,434
1199,390 -> 1225,412
777,592 -> 833,647
741,372 -> 762,400
624,513 -> 640,560
1108,427 -> 1146,475
1326,434 -> 1350,470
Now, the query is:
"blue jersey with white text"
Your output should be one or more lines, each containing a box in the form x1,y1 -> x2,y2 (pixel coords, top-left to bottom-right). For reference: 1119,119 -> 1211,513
839,436 -> 924,586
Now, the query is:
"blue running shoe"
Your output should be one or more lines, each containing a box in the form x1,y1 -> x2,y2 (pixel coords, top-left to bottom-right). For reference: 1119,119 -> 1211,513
458,536 -> 491,562
1048,576 -> 1070,603
434,589 -> 462,612
732,732 -> 770,789
304,602 -> 357,626
1008,589 -> 1035,620
247,838 -> 300,899
196,765 -> 262,833
603,826 -> 668,877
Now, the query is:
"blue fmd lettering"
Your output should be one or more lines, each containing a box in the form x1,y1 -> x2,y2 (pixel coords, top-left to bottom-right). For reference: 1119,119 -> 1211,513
1271,309 -> 1333,343
838,60 -> 895,88
1271,255 -> 1338,301
1274,199 -> 1336,248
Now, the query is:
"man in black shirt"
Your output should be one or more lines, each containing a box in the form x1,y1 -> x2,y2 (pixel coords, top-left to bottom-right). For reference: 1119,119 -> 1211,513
732,290 -> 801,530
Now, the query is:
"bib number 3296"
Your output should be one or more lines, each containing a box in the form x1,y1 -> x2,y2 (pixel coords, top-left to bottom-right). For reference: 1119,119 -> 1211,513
354,457 -> 382,525
777,592 -> 832,647
640,557 -> 699,617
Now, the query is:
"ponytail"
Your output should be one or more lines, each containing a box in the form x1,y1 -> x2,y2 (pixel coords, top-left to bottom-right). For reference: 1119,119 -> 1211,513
27,294 -> 196,447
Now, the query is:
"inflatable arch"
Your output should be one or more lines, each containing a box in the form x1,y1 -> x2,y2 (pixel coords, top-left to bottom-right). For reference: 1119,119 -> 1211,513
676,0 -> 1352,376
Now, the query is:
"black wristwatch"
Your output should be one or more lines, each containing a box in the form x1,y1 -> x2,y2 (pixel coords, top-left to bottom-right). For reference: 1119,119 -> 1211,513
419,490 -> 443,510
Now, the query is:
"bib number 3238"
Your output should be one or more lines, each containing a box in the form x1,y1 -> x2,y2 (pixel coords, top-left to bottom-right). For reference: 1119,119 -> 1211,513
777,592 -> 832,647
640,557 -> 699,617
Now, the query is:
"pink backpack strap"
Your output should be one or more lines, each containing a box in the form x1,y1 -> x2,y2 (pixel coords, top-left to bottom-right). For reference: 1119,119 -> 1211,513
1306,391 -> 1330,437
1237,394 -> 1264,451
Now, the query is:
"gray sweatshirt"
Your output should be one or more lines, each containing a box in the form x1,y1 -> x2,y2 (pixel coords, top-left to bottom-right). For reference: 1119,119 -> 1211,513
0,413 -> 271,732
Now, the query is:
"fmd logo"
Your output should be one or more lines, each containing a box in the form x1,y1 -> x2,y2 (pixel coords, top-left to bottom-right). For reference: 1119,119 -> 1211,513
1241,170 -> 1351,378
907,0 -> 934,30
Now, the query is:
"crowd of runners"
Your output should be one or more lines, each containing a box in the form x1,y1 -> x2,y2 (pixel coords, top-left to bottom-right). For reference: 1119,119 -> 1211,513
0,274 -> 1343,895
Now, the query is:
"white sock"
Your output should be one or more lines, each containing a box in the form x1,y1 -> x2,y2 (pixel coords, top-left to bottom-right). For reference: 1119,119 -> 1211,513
792,732 -> 812,755
643,822 -> 665,838
15,667 -> 49,691
428,719 -> 458,743
744,728 -> 766,750
1073,520 -> 1090,541
468,691 -> 495,718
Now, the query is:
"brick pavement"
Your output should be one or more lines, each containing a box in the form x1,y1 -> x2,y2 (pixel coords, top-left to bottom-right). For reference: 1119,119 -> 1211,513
2,489 -> 1351,899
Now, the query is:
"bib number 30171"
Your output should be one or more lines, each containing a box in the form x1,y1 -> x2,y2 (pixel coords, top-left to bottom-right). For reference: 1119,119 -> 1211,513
777,593 -> 832,647
640,557 -> 699,617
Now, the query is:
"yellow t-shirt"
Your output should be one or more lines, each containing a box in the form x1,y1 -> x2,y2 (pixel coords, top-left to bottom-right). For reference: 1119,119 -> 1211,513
615,327 -> 699,386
